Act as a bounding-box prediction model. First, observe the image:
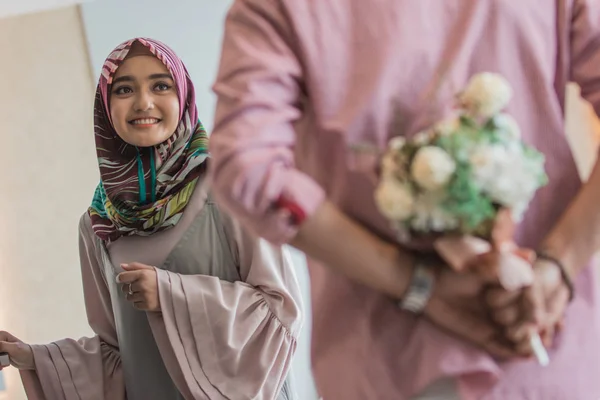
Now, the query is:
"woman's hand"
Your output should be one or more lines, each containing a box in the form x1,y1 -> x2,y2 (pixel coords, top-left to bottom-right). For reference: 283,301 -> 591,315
0,331 -> 34,370
117,263 -> 161,312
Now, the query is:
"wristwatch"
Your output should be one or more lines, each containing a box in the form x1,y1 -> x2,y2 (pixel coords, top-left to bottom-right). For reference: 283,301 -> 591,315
399,256 -> 437,314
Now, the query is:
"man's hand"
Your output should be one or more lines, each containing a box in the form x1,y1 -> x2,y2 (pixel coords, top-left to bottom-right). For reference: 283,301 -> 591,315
425,267 -> 532,359
485,259 -> 570,350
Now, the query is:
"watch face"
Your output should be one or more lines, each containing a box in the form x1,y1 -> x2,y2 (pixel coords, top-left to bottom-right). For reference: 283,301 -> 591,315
414,279 -> 430,291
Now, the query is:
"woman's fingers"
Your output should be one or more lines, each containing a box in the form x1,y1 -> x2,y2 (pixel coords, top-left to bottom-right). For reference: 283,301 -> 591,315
120,281 -> 140,294
116,270 -> 144,284
126,292 -> 145,302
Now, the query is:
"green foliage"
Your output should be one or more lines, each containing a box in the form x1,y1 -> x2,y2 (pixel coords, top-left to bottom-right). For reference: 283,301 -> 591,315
442,161 -> 496,234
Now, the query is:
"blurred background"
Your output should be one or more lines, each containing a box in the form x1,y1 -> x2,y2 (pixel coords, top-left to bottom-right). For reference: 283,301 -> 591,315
0,1 -> 599,399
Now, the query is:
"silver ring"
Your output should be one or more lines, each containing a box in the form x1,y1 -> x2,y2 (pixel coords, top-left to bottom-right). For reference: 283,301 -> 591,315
127,283 -> 134,296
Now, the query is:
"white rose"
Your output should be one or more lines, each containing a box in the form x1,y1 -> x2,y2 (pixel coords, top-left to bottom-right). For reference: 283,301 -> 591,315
460,72 -> 513,118
375,179 -> 415,221
493,113 -> 521,139
388,136 -> 406,150
435,115 -> 461,136
469,145 -> 505,186
412,131 -> 431,145
470,144 -> 540,209
410,146 -> 456,190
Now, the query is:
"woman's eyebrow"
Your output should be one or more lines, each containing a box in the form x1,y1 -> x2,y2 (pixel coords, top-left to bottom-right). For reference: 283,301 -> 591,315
148,73 -> 173,81
112,75 -> 134,85
112,73 -> 173,85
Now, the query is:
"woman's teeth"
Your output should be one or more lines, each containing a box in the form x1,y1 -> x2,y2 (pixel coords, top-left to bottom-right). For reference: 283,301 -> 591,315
131,118 -> 159,125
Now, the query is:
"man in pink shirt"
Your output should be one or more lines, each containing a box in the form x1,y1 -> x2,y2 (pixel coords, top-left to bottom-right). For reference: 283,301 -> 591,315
209,1 -> 600,398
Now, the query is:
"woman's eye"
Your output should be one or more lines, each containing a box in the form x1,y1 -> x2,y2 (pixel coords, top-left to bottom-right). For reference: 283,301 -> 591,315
113,86 -> 132,95
155,83 -> 171,91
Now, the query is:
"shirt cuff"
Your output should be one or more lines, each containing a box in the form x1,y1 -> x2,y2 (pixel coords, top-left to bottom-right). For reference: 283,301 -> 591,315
258,169 -> 325,245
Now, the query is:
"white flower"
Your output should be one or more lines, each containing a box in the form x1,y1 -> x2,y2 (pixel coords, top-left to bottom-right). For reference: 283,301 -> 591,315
469,145 -> 506,184
469,144 -> 541,209
435,115 -> 461,136
412,131 -> 432,145
459,72 -> 513,118
375,179 -> 415,221
493,113 -> 521,139
410,146 -> 456,190
410,191 -> 459,232
388,136 -> 406,150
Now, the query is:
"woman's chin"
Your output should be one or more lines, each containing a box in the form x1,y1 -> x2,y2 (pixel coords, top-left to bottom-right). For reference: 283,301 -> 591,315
122,135 -> 168,148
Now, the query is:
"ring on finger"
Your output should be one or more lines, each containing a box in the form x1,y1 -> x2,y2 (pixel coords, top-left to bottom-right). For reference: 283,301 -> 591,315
127,283 -> 134,296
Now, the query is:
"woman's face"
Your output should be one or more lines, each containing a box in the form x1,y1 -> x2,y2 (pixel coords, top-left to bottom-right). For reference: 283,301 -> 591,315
109,49 -> 180,148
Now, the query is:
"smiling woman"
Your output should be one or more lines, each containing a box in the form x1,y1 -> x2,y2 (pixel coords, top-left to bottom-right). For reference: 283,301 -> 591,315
109,43 -> 180,149
0,37 -> 303,400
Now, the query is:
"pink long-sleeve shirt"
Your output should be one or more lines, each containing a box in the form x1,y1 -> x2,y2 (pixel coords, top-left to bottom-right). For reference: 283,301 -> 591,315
209,0 -> 600,398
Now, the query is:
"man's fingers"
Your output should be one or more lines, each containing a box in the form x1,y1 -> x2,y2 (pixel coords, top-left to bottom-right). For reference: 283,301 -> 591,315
506,321 -> 538,343
485,287 -> 521,309
484,336 -> 529,360
546,286 -> 570,324
468,253 -> 504,284
492,306 -> 520,327
541,325 -> 555,348
519,286 -> 545,328
514,337 -> 535,357
536,286 -> 569,347
428,299 -> 498,348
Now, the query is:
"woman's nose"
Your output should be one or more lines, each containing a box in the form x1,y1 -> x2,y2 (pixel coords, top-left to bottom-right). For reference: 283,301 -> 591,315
134,92 -> 154,111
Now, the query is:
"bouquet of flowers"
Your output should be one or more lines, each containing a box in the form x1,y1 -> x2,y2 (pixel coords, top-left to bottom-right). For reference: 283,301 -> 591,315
375,72 -> 550,364
376,72 -> 547,241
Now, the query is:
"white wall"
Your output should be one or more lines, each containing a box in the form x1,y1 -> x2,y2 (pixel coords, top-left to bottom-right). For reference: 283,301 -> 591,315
0,6 -> 98,399
0,0 -> 90,19
79,2 -> 320,399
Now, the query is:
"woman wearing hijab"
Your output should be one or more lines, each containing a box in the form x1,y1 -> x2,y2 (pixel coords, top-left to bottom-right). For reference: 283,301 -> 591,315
0,37 -> 301,400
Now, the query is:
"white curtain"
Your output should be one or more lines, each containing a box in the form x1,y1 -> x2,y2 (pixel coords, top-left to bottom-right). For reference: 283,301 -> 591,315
0,0 -> 92,20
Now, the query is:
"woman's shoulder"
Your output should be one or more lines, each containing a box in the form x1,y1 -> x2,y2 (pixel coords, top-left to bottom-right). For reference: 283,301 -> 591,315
78,211 -> 93,237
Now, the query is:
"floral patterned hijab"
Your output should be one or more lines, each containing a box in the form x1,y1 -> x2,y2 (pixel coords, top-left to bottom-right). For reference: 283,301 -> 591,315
88,38 -> 209,242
